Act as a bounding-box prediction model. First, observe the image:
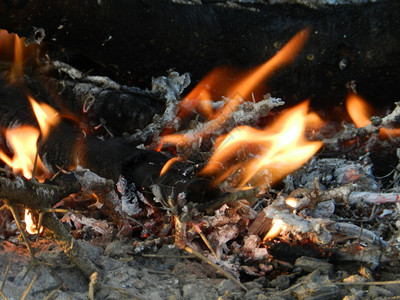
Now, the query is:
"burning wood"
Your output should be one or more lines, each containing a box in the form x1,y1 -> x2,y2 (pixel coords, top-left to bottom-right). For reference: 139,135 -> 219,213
0,4 -> 400,299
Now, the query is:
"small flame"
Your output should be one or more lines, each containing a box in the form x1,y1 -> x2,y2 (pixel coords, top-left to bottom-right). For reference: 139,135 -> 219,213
346,93 -> 374,128
29,96 -> 60,139
263,219 -> 284,241
200,101 -> 323,189
160,28 -> 311,150
9,32 -> 24,83
346,93 -> 400,138
24,209 -> 43,235
160,156 -> 183,176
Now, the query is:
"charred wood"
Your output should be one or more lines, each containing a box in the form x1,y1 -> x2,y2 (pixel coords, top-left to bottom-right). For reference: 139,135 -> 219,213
0,1 -> 399,107
22,64 -> 166,140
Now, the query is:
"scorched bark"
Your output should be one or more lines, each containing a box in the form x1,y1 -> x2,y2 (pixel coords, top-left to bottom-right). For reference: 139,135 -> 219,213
0,0 -> 399,107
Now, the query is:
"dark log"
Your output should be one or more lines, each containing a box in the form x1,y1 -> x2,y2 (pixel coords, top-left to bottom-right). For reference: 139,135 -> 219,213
25,67 -> 166,139
0,0 -> 399,108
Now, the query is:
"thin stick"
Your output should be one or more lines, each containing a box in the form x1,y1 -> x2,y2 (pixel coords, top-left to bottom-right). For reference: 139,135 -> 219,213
0,290 -> 7,300
20,275 -> 37,300
184,246 -> 248,291
43,284 -> 63,300
141,254 -> 195,259
88,272 -> 98,300
194,224 -> 219,262
3,200 -> 36,262
334,280 -> 400,286
0,259 -> 11,292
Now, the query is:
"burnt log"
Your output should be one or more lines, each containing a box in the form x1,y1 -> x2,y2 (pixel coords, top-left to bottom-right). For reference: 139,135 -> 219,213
0,0 -> 399,108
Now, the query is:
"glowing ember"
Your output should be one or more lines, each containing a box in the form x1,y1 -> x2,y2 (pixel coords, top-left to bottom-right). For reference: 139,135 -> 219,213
285,197 -> 298,208
200,101 -> 323,190
24,209 -> 43,235
160,27 -> 311,150
263,219 -> 284,241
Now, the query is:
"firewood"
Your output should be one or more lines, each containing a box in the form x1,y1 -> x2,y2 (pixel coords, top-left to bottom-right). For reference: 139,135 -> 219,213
0,0 -> 399,107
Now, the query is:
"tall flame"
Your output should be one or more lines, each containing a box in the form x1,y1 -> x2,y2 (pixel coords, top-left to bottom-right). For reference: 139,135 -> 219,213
0,98 -> 60,179
200,101 -> 323,189
0,126 -> 40,179
160,28 -> 311,149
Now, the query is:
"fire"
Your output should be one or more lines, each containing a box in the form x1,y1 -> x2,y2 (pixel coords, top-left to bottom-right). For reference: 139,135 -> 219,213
29,95 -> 60,138
160,27 -> 311,149
346,93 -> 400,137
0,97 -> 60,234
0,98 -> 60,179
200,101 -> 323,189
0,126 -> 40,179
263,219 -> 285,241
24,209 -> 43,235
346,93 -> 374,128
285,197 -> 298,208
0,29 -> 39,84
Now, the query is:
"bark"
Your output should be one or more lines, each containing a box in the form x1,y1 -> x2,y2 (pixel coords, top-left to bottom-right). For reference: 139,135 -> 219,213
0,0 -> 398,107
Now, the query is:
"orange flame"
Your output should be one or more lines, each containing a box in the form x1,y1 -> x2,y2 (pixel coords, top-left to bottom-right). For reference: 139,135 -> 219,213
160,28 -> 311,150
29,96 -> 60,138
25,209 -> 43,235
200,101 -> 323,189
0,98 -> 59,235
346,93 -> 374,128
0,29 -> 38,84
9,32 -> 24,83
0,98 -> 60,179
346,93 -> 400,138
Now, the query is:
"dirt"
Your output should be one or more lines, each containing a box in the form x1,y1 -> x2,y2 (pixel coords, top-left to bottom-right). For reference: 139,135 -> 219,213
0,238 -> 256,300
2,234 -> 400,300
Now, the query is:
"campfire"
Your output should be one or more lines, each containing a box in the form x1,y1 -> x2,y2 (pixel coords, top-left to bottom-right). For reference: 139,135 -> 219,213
1,1 -> 400,299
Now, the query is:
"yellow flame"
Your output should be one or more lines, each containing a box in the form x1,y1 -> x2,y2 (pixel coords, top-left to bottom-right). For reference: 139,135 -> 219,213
0,98 -> 59,179
263,219 -> 284,241
24,209 -> 43,235
200,101 -> 323,189
0,126 -> 40,179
